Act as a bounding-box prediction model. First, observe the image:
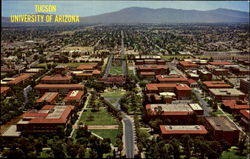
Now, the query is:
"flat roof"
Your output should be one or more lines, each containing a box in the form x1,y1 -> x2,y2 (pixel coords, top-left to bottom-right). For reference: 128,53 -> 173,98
64,90 -> 84,100
189,103 -> 203,111
156,75 -> 188,82
209,88 -> 245,96
8,73 -> 35,85
35,84 -> 84,89
18,105 -> 74,124
205,116 -> 239,131
160,125 -> 208,134
1,125 -> 21,137
36,92 -> 59,103
203,81 -> 232,88
146,83 -> 192,91
41,74 -> 72,81
146,104 -> 193,115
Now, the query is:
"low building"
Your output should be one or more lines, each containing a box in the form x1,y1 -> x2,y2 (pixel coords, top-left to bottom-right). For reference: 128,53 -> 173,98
209,61 -> 233,66
36,92 -> 59,104
72,69 -> 101,78
96,76 -> 126,86
25,68 -> 44,74
240,79 -> 249,94
137,65 -> 169,75
139,72 -> 155,80
203,81 -> 232,90
76,63 -> 99,71
209,88 -> 245,101
213,68 -> 229,76
34,84 -> 84,95
178,61 -> 198,70
64,90 -> 84,106
1,86 -> 11,96
160,125 -> 208,139
41,74 -> 72,84
221,100 -> 249,113
239,110 -> 249,132
55,65 -> 68,74
197,70 -> 212,81
146,83 -> 192,100
230,67 -> 249,76
7,73 -> 35,86
17,105 -> 74,133
146,103 -> 202,118
204,116 -> 240,145
156,75 -> 189,84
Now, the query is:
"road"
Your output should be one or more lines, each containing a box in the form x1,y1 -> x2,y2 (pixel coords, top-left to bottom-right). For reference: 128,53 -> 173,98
123,118 -> 134,158
121,30 -> 127,76
192,90 -> 211,116
103,54 -> 113,78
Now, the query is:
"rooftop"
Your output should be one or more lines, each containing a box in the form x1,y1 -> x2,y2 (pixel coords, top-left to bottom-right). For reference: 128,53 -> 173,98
41,74 -> 72,81
203,81 -> 232,88
64,90 -> 84,100
160,125 -> 208,134
209,88 -> 245,96
156,75 -> 188,82
146,83 -> 192,91
36,92 -> 59,103
76,63 -> 98,70
35,84 -> 84,89
146,103 -> 193,115
205,116 -> 239,131
18,105 -> 74,124
8,73 -> 35,85
209,61 -> 233,65
240,110 -> 249,119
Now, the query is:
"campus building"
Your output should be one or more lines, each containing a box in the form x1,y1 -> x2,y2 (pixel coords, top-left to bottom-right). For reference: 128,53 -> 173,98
41,74 -> 72,84
240,79 -> 249,94
17,105 -> 74,133
204,116 -> 240,145
64,90 -> 84,106
160,125 -> 208,139
7,73 -> 35,86
156,75 -> 189,84
36,92 -> 59,104
34,84 -> 84,95
208,88 -> 245,101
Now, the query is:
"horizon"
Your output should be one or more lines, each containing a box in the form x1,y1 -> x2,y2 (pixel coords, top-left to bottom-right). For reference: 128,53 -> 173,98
2,1 -> 249,17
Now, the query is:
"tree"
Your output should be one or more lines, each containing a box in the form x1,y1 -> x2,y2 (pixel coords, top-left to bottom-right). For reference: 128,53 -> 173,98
169,139 -> 181,159
89,149 -> 98,158
50,140 -> 66,158
238,135 -> 247,155
181,135 -> 193,159
66,143 -> 79,158
78,146 -> 86,158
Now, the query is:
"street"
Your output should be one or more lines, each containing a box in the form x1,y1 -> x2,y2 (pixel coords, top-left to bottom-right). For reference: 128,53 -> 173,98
123,118 -> 134,158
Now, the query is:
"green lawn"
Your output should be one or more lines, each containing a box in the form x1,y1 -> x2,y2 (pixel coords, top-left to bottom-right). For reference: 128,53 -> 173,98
91,129 -> 119,145
101,90 -> 125,98
110,66 -> 123,75
36,62 -> 96,68
221,148 -> 248,159
79,108 -> 118,125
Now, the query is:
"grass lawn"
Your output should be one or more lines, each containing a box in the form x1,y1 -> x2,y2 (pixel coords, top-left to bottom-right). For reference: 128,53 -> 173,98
36,62 -> 96,68
79,108 -> 118,125
101,90 -> 125,98
110,66 -> 123,75
91,129 -> 119,145
221,148 -> 248,159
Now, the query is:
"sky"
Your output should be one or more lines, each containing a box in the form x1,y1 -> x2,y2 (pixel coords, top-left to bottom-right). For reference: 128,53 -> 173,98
2,1 -> 249,17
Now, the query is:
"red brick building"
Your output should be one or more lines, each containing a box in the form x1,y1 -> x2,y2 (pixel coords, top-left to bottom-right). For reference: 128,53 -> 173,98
209,88 -> 246,101
239,110 -> 249,132
178,61 -> 198,70
17,105 -> 74,133
36,92 -> 59,104
209,61 -> 233,66
7,73 -> 35,86
203,81 -> 232,90
213,68 -> 229,76
221,100 -> 249,113
34,84 -> 84,95
1,87 -> 11,96
204,116 -> 240,145
160,125 -> 208,139
197,70 -> 212,81
146,83 -> 192,100
64,90 -> 84,106
137,65 -> 169,76
41,74 -> 72,84
156,75 -> 189,84
240,79 -> 249,94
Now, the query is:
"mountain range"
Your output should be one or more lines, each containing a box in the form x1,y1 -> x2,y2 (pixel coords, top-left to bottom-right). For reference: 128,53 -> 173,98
2,7 -> 249,24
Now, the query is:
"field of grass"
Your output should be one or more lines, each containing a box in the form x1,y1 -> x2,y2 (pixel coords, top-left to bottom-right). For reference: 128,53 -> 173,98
110,66 -> 123,75
36,62 -> 96,68
91,129 -> 118,145
101,90 -> 125,98
79,108 -> 118,125
221,147 -> 248,159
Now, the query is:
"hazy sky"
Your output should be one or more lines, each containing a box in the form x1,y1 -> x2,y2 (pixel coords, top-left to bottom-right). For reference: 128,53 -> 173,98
2,1 -> 249,17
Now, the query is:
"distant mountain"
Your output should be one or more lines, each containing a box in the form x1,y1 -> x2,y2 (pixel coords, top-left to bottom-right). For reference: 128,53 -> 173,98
2,7 -> 249,24
80,7 -> 249,24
